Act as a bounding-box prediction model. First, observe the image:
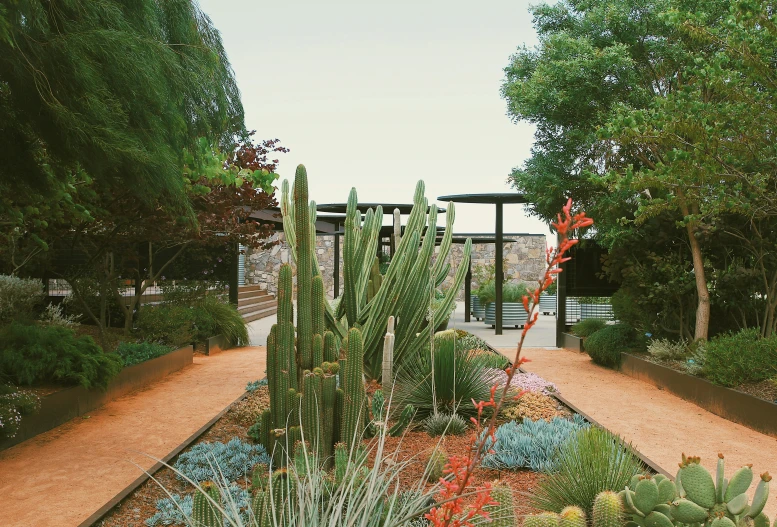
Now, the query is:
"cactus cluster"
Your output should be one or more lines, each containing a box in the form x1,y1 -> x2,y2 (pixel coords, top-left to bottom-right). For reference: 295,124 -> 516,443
529,453 -> 772,527
250,468 -> 295,527
281,169 -> 472,380
192,482 -> 222,527
483,483 -> 518,527
524,499 -> 618,527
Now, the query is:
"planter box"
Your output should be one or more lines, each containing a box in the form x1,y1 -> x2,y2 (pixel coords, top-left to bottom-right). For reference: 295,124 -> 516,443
566,299 -> 581,323
484,302 -> 528,328
0,345 -> 194,451
205,334 -> 228,355
620,353 -> 777,438
580,303 -> 614,321
562,332 -> 585,352
471,295 -> 485,321
539,295 -> 556,315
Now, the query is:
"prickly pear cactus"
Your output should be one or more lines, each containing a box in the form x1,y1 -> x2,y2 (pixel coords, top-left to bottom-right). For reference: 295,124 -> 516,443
620,474 -> 677,527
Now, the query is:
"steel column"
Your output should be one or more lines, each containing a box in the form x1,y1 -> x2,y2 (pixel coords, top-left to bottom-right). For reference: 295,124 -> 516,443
495,202 -> 503,335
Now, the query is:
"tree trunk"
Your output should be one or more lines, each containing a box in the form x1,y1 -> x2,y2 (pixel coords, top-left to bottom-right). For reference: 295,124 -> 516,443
685,223 -> 710,341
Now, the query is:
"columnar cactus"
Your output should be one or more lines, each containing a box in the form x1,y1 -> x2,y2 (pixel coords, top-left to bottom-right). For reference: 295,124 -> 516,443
592,491 -> 623,527
382,316 -> 395,391
484,483 -> 518,527
192,481 -> 222,527
389,403 -> 414,436
340,328 -> 367,445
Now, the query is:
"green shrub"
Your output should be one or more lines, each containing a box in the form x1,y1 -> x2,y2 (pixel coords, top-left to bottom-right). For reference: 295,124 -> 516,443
647,338 -> 689,361
0,275 -> 44,323
531,426 -> 644,517
704,328 -> 777,387
571,318 -> 607,338
198,295 -> 248,347
116,341 -> 174,367
0,383 -> 41,439
0,322 -> 123,389
585,324 -> 640,368
476,281 -> 529,306
135,304 -> 195,347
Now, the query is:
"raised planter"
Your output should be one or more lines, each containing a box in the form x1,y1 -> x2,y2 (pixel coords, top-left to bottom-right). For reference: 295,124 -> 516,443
484,302 -> 528,328
562,332 -> 585,352
539,294 -> 556,315
472,295 -> 485,321
619,353 -> 777,438
0,345 -> 194,451
205,334 -> 229,355
580,303 -> 614,321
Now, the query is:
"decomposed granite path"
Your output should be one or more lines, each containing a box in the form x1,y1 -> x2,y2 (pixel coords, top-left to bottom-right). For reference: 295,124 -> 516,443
0,346 -> 266,527
500,346 -> 777,518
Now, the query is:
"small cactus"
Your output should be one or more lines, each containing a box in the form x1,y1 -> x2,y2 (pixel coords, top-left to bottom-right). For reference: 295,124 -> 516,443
524,512 -> 560,527
389,404 -> 414,436
592,491 -> 622,527
559,506 -> 586,527
484,483 -> 517,527
250,463 -> 267,492
192,481 -> 222,527
425,447 -> 448,482
372,389 -> 385,422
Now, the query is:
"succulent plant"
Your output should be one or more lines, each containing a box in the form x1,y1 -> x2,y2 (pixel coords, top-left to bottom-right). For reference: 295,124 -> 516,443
484,483 -> 518,527
592,491 -> 622,527
192,481 -> 222,527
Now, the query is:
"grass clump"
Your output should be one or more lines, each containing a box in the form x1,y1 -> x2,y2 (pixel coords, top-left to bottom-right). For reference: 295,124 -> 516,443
422,412 -> 468,436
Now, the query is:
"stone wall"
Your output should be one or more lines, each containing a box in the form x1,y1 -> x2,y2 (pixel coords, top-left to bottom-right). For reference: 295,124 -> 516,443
244,232 -> 547,299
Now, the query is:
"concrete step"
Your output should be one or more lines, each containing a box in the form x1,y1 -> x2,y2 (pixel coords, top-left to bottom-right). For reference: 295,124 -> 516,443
242,305 -> 278,323
238,284 -> 266,293
237,298 -> 276,314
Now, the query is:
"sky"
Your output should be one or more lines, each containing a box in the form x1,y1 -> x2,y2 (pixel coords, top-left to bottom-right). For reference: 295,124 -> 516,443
198,0 -> 553,240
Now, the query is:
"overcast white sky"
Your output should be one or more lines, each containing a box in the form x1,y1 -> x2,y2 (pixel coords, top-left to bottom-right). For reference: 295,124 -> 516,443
198,0 -> 552,240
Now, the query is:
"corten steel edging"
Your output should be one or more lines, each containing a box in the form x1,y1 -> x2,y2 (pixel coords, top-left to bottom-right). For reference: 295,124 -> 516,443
561,332 -> 584,353
620,353 -> 777,439
78,390 -> 251,527
483,344 -> 671,479
0,345 -> 194,451
205,334 -> 228,355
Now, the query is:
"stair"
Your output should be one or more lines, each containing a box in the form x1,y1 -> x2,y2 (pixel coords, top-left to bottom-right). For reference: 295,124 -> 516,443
238,285 -> 277,323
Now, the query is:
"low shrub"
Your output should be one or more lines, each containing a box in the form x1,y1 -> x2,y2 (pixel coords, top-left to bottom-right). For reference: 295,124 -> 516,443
173,437 -> 270,483
116,341 -> 174,367
0,322 -> 123,389
585,324 -> 640,368
0,384 -> 41,439
647,338 -> 689,361
531,426 -> 644,516
481,415 -> 589,472
0,275 -> 44,323
135,304 -> 195,347
39,303 -> 80,328
502,392 -> 562,422
422,412 -> 468,436
704,328 -> 777,387
571,318 -> 607,338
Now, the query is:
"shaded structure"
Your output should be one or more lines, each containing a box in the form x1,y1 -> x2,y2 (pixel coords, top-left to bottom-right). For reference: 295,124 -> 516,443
437,193 -> 529,335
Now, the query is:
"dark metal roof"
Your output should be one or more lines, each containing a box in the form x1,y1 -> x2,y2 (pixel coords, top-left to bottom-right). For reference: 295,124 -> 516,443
437,192 -> 529,204
316,203 -> 446,214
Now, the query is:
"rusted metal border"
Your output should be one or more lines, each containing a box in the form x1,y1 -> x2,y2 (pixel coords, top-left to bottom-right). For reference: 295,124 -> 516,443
77,390 -> 250,527
484,344 -> 672,478
620,353 -> 777,439
0,345 -> 194,451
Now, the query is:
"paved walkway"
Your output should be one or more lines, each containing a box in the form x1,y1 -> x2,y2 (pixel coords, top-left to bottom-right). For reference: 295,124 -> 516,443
499,346 -> 777,518
0,347 -> 266,527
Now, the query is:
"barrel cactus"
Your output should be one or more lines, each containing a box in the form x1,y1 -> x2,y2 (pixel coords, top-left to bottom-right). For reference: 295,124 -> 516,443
484,483 -> 518,527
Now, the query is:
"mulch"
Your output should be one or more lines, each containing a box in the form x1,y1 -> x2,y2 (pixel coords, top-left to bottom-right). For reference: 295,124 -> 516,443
98,385 -> 543,526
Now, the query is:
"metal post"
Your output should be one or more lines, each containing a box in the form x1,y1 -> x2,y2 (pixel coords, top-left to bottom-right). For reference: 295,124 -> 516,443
334,223 -> 340,298
464,258 -> 472,323
556,254 -> 568,348
495,202 -> 504,335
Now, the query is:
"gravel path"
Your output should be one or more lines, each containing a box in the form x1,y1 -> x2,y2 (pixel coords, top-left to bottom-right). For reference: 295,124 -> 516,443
501,347 -> 777,518
0,347 -> 266,527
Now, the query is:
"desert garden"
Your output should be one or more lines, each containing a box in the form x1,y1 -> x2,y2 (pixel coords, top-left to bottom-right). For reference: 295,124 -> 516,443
2,0 -> 777,526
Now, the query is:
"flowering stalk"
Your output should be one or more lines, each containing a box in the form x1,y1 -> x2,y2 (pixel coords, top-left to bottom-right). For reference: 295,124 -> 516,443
425,198 -> 593,527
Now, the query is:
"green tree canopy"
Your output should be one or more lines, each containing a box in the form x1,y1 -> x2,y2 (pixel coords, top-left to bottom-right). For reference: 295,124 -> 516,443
0,0 -> 245,230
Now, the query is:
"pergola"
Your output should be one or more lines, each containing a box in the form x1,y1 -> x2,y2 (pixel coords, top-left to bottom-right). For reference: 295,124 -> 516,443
316,202 -> 446,297
437,193 -> 529,335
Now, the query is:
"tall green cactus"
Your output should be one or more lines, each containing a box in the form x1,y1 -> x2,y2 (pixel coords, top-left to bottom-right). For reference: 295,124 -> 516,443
341,328 -> 366,445
280,170 -> 472,380
485,484 -> 518,527
592,491 -> 622,527
192,481 -> 222,527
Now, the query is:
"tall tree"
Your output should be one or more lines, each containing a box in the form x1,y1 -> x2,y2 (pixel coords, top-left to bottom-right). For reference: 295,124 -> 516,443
0,0 -> 245,250
502,0 -> 777,340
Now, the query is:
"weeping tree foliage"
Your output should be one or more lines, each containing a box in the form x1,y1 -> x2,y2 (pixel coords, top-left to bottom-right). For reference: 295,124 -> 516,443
0,0 -> 245,247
